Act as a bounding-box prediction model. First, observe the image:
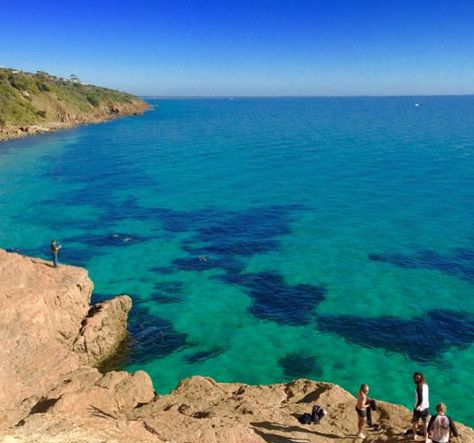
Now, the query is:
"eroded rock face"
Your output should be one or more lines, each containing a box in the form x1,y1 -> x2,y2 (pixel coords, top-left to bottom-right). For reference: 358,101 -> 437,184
0,250 -> 91,426
0,99 -> 149,143
73,295 -> 132,366
0,250 -> 156,441
1,249 -> 473,443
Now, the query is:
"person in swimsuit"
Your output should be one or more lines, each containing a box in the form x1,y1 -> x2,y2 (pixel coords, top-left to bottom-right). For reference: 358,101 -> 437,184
356,384 -> 370,438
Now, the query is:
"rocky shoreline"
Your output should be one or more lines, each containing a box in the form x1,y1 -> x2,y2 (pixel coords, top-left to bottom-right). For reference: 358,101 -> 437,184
0,99 -> 149,143
0,249 -> 472,442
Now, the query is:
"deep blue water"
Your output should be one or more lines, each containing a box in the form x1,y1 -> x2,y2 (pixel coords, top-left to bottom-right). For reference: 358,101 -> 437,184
1,97 -> 474,425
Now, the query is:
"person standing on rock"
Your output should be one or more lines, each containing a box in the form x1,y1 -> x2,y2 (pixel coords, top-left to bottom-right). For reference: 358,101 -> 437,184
427,403 -> 460,443
50,240 -> 62,267
411,372 -> 430,441
355,384 -> 370,439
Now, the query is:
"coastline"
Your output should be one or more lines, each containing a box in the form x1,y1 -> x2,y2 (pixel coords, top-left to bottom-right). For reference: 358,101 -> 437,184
0,249 -> 473,442
0,99 -> 150,143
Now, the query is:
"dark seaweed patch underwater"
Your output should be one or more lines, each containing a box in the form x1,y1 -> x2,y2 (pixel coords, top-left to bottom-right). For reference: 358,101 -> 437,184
317,310 -> 474,362
159,204 -> 327,325
278,354 -> 323,379
369,246 -> 474,283
219,271 -> 325,325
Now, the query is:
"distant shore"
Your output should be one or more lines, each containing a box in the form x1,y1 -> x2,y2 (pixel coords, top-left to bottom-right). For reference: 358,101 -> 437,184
0,99 -> 149,143
0,67 -> 150,143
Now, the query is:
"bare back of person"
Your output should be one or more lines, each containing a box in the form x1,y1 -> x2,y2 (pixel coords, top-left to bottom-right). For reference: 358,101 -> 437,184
357,391 -> 368,410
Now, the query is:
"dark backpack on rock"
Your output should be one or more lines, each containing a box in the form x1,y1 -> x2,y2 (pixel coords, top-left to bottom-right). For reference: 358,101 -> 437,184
298,413 -> 313,425
298,405 -> 326,425
311,405 -> 326,424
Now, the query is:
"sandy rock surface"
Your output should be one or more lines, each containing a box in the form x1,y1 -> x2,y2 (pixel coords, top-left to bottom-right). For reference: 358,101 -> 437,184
0,249 -> 473,443
0,250 -> 91,426
73,295 -> 132,366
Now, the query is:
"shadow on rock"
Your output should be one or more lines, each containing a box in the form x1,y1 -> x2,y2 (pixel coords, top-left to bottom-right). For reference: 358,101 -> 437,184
252,421 -> 343,441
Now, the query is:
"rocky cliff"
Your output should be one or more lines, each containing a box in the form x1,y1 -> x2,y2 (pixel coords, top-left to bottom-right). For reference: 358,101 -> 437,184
0,249 -> 473,443
0,67 -> 148,142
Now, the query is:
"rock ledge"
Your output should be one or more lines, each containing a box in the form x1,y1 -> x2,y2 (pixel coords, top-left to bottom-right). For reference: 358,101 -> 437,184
0,249 -> 473,442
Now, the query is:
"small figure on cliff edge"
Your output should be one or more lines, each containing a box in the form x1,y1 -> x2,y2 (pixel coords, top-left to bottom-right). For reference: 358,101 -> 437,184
50,239 -> 62,267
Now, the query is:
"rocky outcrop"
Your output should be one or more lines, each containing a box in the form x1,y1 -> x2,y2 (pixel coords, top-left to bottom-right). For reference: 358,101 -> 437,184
0,249 -> 155,441
130,377 -> 474,443
73,295 -> 132,366
0,98 -> 149,143
0,249 -> 473,442
0,250 -> 91,426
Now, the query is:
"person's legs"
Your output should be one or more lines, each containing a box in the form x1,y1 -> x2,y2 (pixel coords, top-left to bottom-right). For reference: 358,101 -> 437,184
358,417 -> 366,436
411,411 -> 419,439
421,414 -> 429,441
52,252 -> 57,267
356,408 -> 366,438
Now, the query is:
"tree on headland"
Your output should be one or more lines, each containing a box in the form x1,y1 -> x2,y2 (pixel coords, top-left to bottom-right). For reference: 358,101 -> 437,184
70,74 -> 81,84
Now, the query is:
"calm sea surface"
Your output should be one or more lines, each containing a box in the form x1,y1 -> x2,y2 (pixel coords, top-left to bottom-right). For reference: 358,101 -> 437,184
1,97 -> 473,425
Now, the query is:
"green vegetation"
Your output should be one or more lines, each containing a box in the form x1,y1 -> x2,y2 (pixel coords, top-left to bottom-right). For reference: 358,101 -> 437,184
0,67 -> 139,126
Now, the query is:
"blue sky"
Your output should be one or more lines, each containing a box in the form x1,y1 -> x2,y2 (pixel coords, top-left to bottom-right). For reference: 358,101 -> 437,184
1,0 -> 473,96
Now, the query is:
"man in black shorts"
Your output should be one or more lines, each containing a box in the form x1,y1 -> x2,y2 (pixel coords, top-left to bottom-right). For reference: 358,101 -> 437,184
356,384 -> 370,438
411,372 -> 430,441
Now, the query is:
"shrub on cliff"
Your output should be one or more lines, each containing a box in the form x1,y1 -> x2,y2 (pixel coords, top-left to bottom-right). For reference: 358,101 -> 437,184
0,67 -> 142,126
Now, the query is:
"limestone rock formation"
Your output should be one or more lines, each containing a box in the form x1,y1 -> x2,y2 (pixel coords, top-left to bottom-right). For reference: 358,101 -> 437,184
73,295 -> 132,365
0,250 -> 156,441
0,249 -> 473,443
0,250 -> 90,426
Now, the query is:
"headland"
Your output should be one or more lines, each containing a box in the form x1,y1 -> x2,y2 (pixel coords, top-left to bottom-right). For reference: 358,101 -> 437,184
0,67 -> 148,143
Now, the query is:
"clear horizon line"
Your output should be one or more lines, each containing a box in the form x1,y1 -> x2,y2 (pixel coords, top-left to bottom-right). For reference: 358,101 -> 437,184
139,93 -> 474,99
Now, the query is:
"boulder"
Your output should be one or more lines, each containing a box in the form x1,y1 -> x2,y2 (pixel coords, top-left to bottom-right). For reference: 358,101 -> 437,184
73,295 -> 131,365
1,249 -> 473,443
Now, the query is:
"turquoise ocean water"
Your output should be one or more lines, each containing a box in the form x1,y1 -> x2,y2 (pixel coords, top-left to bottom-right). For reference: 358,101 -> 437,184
1,97 -> 473,425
